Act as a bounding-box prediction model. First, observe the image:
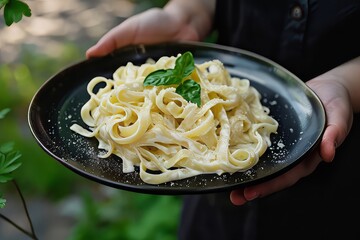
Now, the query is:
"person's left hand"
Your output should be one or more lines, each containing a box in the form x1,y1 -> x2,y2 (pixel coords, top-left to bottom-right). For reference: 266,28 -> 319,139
230,74 -> 353,205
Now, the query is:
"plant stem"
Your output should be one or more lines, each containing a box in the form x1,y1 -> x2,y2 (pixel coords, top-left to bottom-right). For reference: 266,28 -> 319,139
0,213 -> 37,239
0,180 -> 38,240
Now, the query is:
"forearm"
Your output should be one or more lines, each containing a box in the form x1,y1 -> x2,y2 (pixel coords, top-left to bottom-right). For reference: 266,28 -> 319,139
320,56 -> 360,112
164,0 -> 215,40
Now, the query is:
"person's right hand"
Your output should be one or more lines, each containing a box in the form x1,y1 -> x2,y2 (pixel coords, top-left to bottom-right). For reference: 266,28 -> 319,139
86,8 -> 200,58
229,56 -> 360,206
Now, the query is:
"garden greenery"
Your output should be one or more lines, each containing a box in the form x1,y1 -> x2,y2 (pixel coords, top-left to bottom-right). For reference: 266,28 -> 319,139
0,109 -> 38,239
0,108 -> 22,208
0,1 -> 181,239
0,0 -> 31,26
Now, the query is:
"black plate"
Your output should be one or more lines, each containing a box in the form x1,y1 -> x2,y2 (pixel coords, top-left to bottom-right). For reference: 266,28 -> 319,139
28,41 -> 325,194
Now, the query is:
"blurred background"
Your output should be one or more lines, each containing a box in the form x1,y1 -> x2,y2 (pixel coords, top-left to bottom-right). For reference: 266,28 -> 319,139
0,1 -> 186,239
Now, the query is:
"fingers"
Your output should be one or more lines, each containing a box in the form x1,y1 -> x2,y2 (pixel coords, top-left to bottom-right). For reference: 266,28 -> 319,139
86,8 -> 201,59
86,38 -> 116,58
230,151 -> 322,206
229,190 -> 247,205
86,20 -> 138,58
86,8 -> 175,59
307,79 -> 353,162
230,61 -> 355,207
319,97 -> 352,162
320,124 -> 338,162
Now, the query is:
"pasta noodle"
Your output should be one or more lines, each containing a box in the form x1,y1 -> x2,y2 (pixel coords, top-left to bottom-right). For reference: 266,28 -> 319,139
70,53 -> 278,184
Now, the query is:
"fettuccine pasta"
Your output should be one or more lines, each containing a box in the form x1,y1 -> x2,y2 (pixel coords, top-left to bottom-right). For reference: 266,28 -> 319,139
70,53 -> 278,184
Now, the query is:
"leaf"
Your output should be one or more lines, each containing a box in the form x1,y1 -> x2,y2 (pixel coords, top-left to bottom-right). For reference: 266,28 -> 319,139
0,152 -> 22,175
0,152 -> 5,167
0,174 -> 13,183
0,147 -> 22,183
0,195 -> 6,208
0,142 -> 14,154
0,108 -> 10,119
4,0 -> 31,26
143,69 -> 181,86
3,150 -> 22,168
173,51 -> 195,77
0,162 -> 22,175
143,52 -> 195,87
176,80 -> 201,107
0,0 -> 9,9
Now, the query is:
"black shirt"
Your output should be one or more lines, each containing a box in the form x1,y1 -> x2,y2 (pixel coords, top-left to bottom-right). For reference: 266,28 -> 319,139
214,0 -> 360,80
179,1 -> 360,239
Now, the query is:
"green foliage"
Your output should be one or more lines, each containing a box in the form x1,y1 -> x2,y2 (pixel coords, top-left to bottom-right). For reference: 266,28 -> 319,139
0,99 -> 84,201
0,43 -> 83,109
0,110 -> 22,208
0,142 -> 22,183
0,0 -> 31,26
69,190 -> 181,240
0,108 -> 11,119
0,43 -> 85,199
1,1 -> 183,237
0,196 -> 5,208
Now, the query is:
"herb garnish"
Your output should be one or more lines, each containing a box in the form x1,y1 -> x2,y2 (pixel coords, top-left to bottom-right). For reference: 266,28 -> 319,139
0,0 -> 32,26
143,51 -> 201,106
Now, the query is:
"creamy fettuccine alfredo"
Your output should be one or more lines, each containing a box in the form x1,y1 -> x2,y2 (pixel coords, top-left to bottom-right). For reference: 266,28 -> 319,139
70,53 -> 278,184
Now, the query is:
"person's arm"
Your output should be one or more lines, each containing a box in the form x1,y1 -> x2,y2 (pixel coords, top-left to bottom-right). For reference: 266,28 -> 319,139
230,56 -> 360,205
313,56 -> 360,112
307,56 -> 360,161
86,0 -> 215,58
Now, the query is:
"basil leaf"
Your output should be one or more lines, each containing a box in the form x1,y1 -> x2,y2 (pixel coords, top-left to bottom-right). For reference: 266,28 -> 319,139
143,51 -> 195,86
4,0 -> 31,26
174,51 -> 195,77
143,52 -> 201,107
0,0 -> 9,9
176,80 -> 201,107
143,69 -> 182,86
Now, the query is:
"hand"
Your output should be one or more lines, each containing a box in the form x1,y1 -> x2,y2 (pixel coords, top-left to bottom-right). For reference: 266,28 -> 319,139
230,74 -> 353,205
86,8 -> 201,58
